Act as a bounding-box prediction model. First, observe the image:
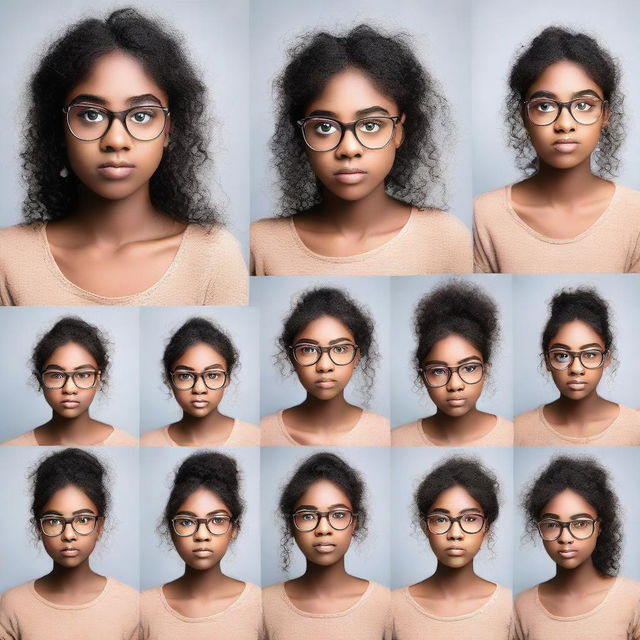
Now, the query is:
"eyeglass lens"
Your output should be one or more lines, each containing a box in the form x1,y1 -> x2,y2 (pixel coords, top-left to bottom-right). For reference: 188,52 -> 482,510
300,117 -> 396,151
537,519 -> 596,541
293,510 -> 353,532
41,370 -> 97,389
171,370 -> 227,390
40,515 -> 98,536
422,363 -> 484,388
546,349 -> 605,370
172,516 -> 232,536
425,514 -> 485,535
65,105 -> 168,141
526,97 -> 604,126
292,344 -> 357,366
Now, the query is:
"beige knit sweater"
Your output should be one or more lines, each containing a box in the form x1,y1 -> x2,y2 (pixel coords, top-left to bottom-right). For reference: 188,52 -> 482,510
473,184 -> 640,273
251,209 -> 472,275
0,426 -> 138,446
140,419 -> 260,447
0,223 -> 248,305
514,577 -> 640,639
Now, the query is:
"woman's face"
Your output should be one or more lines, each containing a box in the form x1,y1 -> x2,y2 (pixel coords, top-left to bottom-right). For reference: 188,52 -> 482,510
523,60 -> 608,171
171,487 -> 236,571
63,50 -> 169,202
421,334 -> 486,418
170,343 -> 230,419
544,319 -> 609,400
291,315 -> 360,401
39,484 -> 103,568
40,342 -> 101,419
538,488 -> 600,570
292,479 -> 357,567
302,67 -> 404,203
422,485 -> 487,569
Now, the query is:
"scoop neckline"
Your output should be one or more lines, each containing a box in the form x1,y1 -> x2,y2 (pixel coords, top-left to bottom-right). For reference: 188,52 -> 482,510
534,577 -> 619,620
504,182 -> 618,244
278,408 -> 366,445
159,581 -> 249,622
280,579 -> 374,618
417,414 -> 500,446
287,207 -> 417,262
163,418 -> 239,447
538,403 -> 622,443
39,222 -> 193,302
30,576 -> 109,610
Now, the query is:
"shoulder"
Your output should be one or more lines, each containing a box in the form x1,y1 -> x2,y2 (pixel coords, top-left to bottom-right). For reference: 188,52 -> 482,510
412,208 -> 470,238
260,412 -> 290,446
0,224 -> 43,257
614,183 -> 640,207
262,582 -> 285,605
104,427 -> 138,447
391,421 -> 422,446
0,581 -> 34,607
515,406 -> 542,425
228,420 -> 260,446
251,217 -> 291,234
473,187 -> 509,220
139,586 -> 162,611
186,223 -> 243,256
250,217 -> 294,253
241,582 -> 262,606
493,584 -> 514,607
140,427 -> 171,447
514,585 -> 538,611
1,430 -> 37,446
105,577 -> 139,600
361,581 -> 391,609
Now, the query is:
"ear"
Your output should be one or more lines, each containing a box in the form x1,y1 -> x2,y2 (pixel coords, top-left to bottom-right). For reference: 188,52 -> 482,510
543,353 -> 552,373
163,114 -> 171,148
419,517 -> 429,537
95,516 -> 105,540
394,113 -> 406,149
223,373 -> 231,389
230,523 -> 239,540
603,350 -> 612,371
601,103 -> 610,128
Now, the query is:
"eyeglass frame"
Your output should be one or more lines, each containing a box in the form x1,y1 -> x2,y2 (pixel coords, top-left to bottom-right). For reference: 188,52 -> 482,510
296,115 -> 402,151
62,104 -> 171,141
419,362 -> 486,388
171,515 -> 234,537
169,369 -> 229,391
543,348 -> 608,371
39,369 -> 100,390
536,517 -> 600,541
289,343 -> 359,367
291,509 -> 357,532
38,514 -> 102,537
422,513 -> 486,535
522,97 -> 608,126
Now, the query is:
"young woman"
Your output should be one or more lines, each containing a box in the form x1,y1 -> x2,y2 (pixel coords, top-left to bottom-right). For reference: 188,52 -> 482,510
392,457 -> 513,639
474,26 -> 640,273
141,318 -> 259,447
140,451 -> 261,639
515,456 -> 640,638
1,316 -> 137,446
0,8 -> 247,306
515,287 -> 640,445
251,24 -> 471,275
262,452 -> 391,639
392,280 -> 512,446
261,287 -> 390,446
0,448 -> 139,639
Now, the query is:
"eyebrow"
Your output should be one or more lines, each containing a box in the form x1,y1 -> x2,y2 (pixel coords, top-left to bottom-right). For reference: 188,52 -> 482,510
295,503 -> 351,511
548,343 -> 603,350
540,512 -> 595,520
528,89 -> 602,100
294,337 -> 353,346
41,508 -> 97,516
174,510 -> 231,517
67,93 -> 163,107
173,364 -> 225,371
306,105 -> 391,118
424,356 -> 483,366
42,364 -> 96,371
428,507 -> 484,515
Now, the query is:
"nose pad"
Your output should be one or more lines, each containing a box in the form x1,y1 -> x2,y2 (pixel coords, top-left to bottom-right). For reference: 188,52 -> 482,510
335,128 -> 363,158
100,117 -> 132,151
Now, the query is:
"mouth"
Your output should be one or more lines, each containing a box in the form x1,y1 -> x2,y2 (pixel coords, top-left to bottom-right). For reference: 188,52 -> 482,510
552,139 -> 580,153
558,549 -> 578,558
315,379 -> 337,389
192,548 -> 214,557
191,399 -> 210,409
567,381 -> 587,390
98,162 -> 135,179
312,543 -> 337,552
333,168 -> 367,184
60,548 -> 80,557
444,547 -> 466,556
446,398 -> 466,407
60,400 -> 80,409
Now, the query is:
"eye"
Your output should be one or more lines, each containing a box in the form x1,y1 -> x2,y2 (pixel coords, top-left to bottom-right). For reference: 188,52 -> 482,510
429,367 -> 448,377
462,364 -> 479,374
582,350 -> 599,360
358,119 -> 382,133
204,371 -> 222,381
298,345 -> 318,355
330,510 -> 348,520
313,121 -> 338,135
129,109 -> 156,124
298,512 -> 316,521
44,517 -> 62,526
463,514 -> 482,523
572,519 -> 590,528
75,516 -> 91,525
574,101 -> 594,112
552,351 -> 570,363
430,515 -> 448,524
534,101 -> 556,113
75,371 -> 93,379
178,518 -> 195,527
176,372 -> 194,381
78,108 -> 106,123
332,345 -> 348,354
210,516 -> 228,526
541,520 -> 560,529
47,372 -> 64,379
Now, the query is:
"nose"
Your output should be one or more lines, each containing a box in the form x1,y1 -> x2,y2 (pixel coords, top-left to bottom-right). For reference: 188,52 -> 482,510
315,351 -> 335,372
554,104 -> 576,133
446,370 -> 465,392
335,127 -> 363,158
62,375 -> 78,394
100,117 -> 132,152
194,521 -> 211,541
447,520 -> 464,540
315,514 -> 332,535
569,355 -> 585,375
61,522 -> 77,542
192,374 -> 208,394
557,525 -> 574,544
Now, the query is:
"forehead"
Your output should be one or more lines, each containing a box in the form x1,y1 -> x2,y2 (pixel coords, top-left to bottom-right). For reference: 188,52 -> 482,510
542,488 -> 597,518
424,334 -> 483,364
294,478 -> 353,510
305,67 -> 398,117
176,487 -> 230,514
526,59 -> 604,100
172,342 -> 228,369
294,315 -> 355,343
64,50 -> 168,107
41,484 -> 98,514
548,319 -> 604,348
44,341 -> 98,368
429,485 -> 483,513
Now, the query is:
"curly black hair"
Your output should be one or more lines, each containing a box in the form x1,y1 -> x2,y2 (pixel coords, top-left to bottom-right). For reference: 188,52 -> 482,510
278,452 -> 368,571
21,7 -> 221,225
31,316 -> 111,384
163,317 -> 239,385
541,287 -> 614,354
271,23 -> 451,215
522,456 -> 622,576
30,448 -> 110,527
414,280 -> 499,377
277,286 -> 378,404
506,26 -> 624,177
160,451 -> 244,543
415,456 -> 500,530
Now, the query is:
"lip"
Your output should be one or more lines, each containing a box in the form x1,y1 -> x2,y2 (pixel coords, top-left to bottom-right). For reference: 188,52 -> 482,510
60,400 -> 80,409
444,547 -> 466,556
552,140 -> 580,153
312,543 -> 337,553
567,381 -> 587,390
98,162 -> 135,179
315,379 -> 337,389
60,548 -> 80,557
446,398 -> 466,407
192,548 -> 214,557
191,399 -> 210,408
557,549 -> 578,558
333,168 -> 367,184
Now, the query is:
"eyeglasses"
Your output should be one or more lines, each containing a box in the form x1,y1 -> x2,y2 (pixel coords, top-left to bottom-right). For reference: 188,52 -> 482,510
39,514 -> 101,537
292,509 -> 356,532
169,369 -> 228,391
40,369 -> 99,390
63,104 -> 170,141
420,362 -> 485,388
537,517 -> 599,541
423,513 -> 486,535
297,115 -> 401,152
290,343 -> 359,367
171,514 -> 234,537
545,348 -> 607,371
523,97 -> 607,126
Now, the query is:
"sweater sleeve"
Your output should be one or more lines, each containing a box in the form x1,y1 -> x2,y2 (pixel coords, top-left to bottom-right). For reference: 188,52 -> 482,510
203,227 -> 249,305
0,592 -> 19,639
473,198 -> 498,273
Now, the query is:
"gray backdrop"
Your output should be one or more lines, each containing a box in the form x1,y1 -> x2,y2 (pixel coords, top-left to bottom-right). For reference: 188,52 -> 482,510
472,0 -> 640,195
390,274 -> 513,427
250,0 -> 473,228
261,447 -> 391,587
0,447 -> 139,591
0,0 -> 250,257
391,447 -> 514,590
139,447 -> 261,590
513,274 -> 640,415
0,307 -> 139,441
514,447 -> 640,595
252,276 -> 391,419
139,306 -> 260,432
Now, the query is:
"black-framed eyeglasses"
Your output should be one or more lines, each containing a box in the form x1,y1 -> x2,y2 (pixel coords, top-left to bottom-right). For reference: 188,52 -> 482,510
40,369 -> 99,390
169,369 -> 228,391
297,115 -> 401,151
290,343 -> 359,367
292,509 -> 356,532
544,348 -> 607,371
63,104 -> 170,141
39,514 -> 101,537
171,514 -> 234,537
522,97 -> 607,126
423,513 -> 486,535
420,362 -> 485,388
537,517 -> 599,541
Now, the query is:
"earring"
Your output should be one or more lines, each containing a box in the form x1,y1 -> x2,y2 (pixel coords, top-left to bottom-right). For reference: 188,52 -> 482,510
60,166 -> 69,178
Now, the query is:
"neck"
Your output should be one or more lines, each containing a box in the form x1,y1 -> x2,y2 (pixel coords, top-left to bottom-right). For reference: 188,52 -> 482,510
553,557 -> 604,593
47,411 -> 96,436
298,393 -> 356,429
46,559 -> 98,591
298,557 -> 351,595
177,563 -> 229,596
531,158 -> 601,204
428,407 -> 484,443
428,560 -> 481,596
554,389 -> 606,420
176,409 -> 229,438
317,184 -> 397,231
